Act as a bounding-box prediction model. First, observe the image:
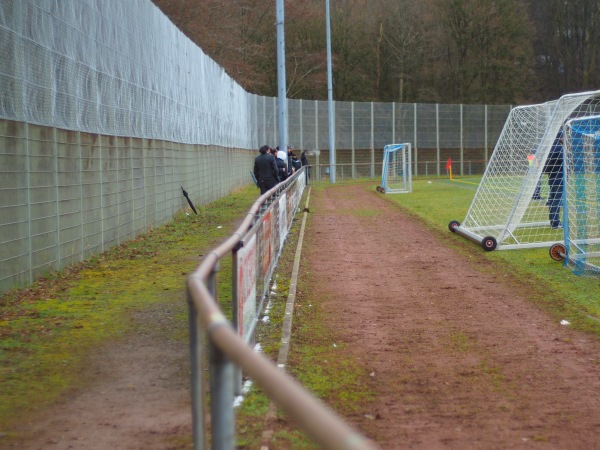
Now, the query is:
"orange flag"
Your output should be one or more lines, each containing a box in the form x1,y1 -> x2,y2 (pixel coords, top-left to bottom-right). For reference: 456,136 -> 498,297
446,157 -> 452,169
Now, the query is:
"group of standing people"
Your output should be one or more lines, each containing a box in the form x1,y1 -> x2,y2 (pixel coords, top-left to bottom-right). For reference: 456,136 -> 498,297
253,145 -> 309,195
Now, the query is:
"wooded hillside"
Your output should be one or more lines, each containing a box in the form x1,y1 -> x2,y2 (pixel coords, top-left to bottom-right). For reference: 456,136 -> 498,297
152,0 -> 600,104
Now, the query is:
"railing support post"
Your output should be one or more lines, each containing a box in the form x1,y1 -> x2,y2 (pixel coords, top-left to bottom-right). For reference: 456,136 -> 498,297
188,288 -> 206,450
207,264 -> 236,450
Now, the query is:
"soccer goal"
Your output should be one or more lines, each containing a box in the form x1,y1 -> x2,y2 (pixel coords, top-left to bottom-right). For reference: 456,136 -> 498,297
450,90 -> 600,251
549,115 -> 600,275
378,143 -> 412,194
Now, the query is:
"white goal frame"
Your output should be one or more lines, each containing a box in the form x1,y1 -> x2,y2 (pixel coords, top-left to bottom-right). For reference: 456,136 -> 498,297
380,143 -> 412,194
455,90 -> 600,251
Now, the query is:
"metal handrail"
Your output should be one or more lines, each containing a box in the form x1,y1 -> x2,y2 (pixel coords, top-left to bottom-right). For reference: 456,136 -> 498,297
186,170 -> 379,450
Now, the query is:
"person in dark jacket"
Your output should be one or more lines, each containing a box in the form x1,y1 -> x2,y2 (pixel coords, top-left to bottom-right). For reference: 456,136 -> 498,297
301,150 -> 309,167
275,150 -> 288,182
254,145 -> 279,194
301,150 -> 310,180
290,152 -> 302,171
544,130 -> 564,229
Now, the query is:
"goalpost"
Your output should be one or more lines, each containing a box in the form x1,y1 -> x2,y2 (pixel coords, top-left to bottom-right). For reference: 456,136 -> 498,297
378,143 -> 412,194
449,90 -> 600,251
550,115 -> 600,275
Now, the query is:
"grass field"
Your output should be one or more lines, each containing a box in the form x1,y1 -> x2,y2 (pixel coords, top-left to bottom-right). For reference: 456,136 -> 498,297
0,187 -> 259,431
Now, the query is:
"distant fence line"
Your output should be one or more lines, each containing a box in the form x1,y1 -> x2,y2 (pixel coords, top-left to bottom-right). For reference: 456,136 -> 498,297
280,99 -> 510,177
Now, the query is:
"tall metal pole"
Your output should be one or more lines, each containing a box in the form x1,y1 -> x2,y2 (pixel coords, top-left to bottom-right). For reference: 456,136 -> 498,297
276,0 -> 288,155
326,0 -> 335,183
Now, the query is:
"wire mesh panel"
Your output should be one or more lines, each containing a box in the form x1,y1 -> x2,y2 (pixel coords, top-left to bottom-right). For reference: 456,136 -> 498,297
563,116 -> 600,275
458,90 -> 600,250
373,103 -> 394,149
81,133 -> 103,258
29,125 -> 60,277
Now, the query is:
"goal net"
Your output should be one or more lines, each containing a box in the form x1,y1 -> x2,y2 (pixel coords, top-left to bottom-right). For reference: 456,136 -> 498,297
380,143 -> 412,194
563,115 -> 600,275
456,90 -> 600,250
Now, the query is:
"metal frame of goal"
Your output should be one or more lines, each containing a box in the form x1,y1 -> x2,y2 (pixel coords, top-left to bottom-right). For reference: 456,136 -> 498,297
549,115 -> 600,275
450,90 -> 600,251
378,143 -> 412,194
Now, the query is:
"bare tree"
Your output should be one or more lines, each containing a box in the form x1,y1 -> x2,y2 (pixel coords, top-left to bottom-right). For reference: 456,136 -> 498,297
434,0 -> 534,103
153,0 -> 276,93
328,0 -> 377,101
550,0 -> 600,93
373,0 -> 435,102
153,0 -> 599,104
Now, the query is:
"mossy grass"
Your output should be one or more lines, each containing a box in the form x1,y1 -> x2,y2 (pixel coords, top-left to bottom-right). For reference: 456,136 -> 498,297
0,185 -> 259,430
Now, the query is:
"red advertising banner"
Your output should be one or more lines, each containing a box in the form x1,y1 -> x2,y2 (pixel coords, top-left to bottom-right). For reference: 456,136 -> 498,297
236,234 -> 257,340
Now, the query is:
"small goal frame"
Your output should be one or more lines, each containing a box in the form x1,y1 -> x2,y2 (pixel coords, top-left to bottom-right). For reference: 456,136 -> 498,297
379,143 -> 412,194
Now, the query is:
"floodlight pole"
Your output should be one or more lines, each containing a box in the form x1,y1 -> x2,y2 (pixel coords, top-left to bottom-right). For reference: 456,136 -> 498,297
276,0 -> 288,154
326,0 -> 335,183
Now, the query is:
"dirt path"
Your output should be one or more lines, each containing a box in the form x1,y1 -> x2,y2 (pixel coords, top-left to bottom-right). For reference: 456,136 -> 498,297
3,303 -> 191,450
303,185 -> 600,449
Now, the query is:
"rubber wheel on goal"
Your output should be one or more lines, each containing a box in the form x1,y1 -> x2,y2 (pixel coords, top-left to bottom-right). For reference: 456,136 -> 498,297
481,236 -> 497,251
376,186 -> 384,193
549,243 -> 566,262
448,220 -> 461,233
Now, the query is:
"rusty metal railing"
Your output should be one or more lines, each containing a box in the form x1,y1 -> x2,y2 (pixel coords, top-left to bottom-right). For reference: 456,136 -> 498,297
186,168 -> 379,449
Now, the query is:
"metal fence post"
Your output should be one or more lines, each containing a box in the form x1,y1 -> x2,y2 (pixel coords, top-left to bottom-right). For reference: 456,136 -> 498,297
352,102 -> 356,180
232,244 -> 243,396
188,288 -> 206,450
484,104 -> 489,166
370,102 -> 375,180
392,102 -> 396,144
436,103 -> 440,177
460,104 -> 464,176
207,263 -> 235,450
413,103 -> 418,177
53,127 -> 61,269
25,122 -> 32,284
315,100 -> 318,154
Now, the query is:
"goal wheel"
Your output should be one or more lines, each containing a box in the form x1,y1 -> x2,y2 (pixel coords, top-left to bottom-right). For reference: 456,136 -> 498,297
376,186 -> 385,193
549,243 -> 566,261
448,220 -> 460,232
482,236 -> 497,251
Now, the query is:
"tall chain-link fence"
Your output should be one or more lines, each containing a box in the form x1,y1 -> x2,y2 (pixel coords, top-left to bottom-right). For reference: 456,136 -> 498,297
0,0 -> 511,292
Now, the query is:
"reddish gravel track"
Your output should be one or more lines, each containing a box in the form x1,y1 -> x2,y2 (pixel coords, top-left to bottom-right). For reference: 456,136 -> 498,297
302,184 -> 600,449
